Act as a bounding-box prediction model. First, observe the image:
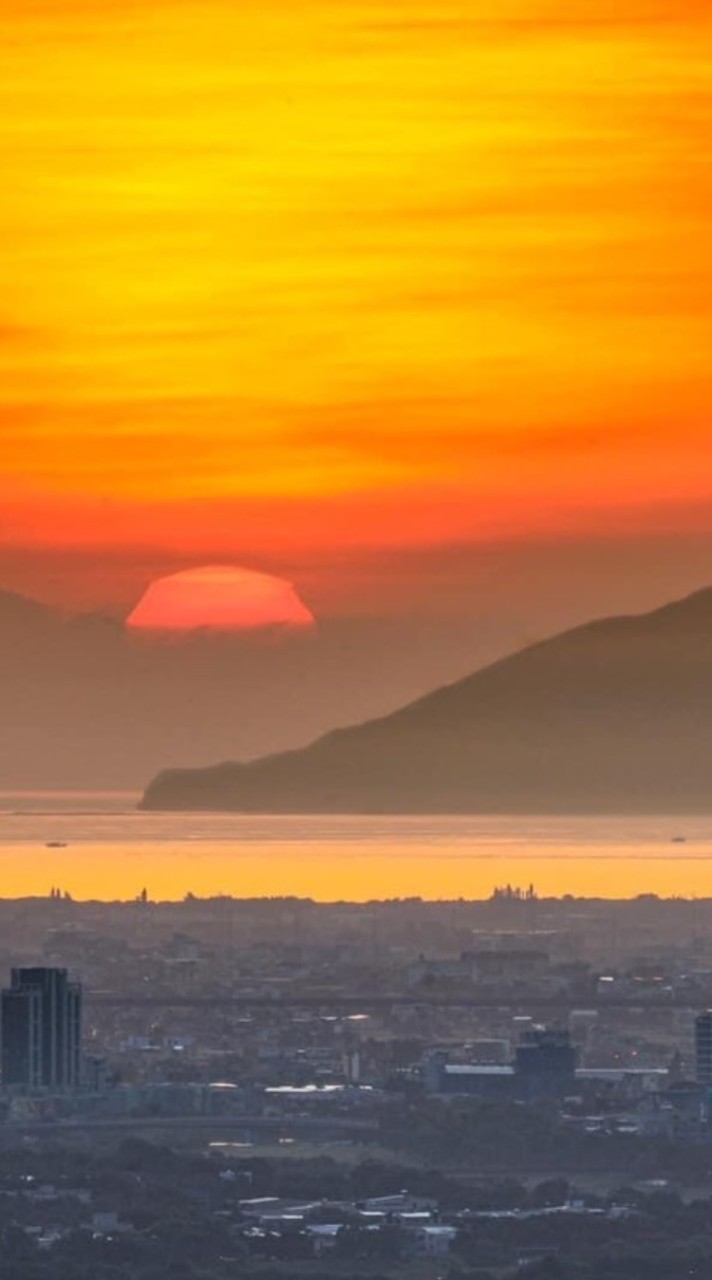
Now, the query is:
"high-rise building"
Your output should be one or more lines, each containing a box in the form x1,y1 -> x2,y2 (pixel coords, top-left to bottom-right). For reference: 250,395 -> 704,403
424,1026 -> 577,1099
1,968 -> 82,1091
513,1027 -> 577,1099
695,1011 -> 712,1084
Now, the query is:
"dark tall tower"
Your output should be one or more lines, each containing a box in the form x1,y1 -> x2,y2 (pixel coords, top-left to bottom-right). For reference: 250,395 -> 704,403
1,968 -> 82,1091
514,1027 -> 577,1099
695,1011 -> 712,1085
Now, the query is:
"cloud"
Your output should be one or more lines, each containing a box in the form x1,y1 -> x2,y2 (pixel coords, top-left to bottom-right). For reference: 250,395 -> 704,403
0,0 -> 710,585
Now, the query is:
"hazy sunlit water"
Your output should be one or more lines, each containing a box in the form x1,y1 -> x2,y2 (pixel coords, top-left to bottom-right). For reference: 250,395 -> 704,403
0,792 -> 710,901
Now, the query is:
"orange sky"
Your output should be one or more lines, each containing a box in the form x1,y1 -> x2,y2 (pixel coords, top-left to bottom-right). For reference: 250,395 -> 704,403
1,0 -> 711,590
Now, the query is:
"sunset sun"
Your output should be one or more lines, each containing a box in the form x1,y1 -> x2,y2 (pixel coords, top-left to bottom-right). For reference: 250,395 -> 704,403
126,565 -> 315,634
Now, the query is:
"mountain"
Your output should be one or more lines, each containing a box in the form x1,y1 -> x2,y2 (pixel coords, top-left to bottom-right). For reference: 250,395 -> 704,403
0,586 -> 508,790
140,586 -> 712,813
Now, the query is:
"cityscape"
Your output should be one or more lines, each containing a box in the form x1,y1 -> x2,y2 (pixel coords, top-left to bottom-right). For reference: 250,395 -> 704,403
2,0 -> 710,1276
2,891 -> 712,1276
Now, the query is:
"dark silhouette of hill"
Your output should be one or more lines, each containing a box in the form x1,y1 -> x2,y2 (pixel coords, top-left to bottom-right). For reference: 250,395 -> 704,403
0,588 -> 324,789
141,586 -> 712,813
0,586 -> 510,790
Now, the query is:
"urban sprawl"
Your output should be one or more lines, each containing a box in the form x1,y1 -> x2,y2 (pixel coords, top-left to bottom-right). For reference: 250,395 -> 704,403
2,891 -> 712,1279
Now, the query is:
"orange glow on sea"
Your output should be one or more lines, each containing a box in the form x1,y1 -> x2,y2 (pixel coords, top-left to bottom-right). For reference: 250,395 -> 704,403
2,813 -> 712,901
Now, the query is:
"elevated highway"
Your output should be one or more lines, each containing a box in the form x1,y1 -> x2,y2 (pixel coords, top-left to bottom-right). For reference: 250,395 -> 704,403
86,991 -> 698,1012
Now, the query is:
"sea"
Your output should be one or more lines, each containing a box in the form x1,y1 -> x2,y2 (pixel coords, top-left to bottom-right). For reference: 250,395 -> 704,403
0,792 -> 709,901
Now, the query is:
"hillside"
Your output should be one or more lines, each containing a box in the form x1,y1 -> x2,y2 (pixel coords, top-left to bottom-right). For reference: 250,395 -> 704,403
0,586 -> 495,789
140,587 -> 712,813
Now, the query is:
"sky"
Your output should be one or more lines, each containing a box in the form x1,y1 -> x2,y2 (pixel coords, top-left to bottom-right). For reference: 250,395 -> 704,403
1,0 -> 711,626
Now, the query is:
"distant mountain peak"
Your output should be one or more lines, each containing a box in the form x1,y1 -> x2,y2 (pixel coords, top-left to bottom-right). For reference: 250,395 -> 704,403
141,585 -> 712,814
0,587 -> 55,625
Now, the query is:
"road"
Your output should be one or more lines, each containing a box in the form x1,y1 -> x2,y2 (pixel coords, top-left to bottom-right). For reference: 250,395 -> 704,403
86,991 -> 697,1011
0,1113 -> 378,1138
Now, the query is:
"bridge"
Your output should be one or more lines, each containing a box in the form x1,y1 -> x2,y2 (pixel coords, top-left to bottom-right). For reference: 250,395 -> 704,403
86,991 -> 700,1012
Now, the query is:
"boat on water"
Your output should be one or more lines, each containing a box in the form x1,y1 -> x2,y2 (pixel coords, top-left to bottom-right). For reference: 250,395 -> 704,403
45,841 -> 68,849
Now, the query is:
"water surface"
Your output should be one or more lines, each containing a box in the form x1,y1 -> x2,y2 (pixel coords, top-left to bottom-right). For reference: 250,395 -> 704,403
0,792 -> 709,901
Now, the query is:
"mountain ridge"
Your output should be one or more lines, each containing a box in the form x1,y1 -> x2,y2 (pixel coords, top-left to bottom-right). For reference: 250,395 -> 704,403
0,583 -> 514,789
140,585 -> 712,814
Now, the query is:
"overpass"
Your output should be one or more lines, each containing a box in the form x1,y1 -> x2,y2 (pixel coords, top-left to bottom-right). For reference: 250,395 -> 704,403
86,991 -> 699,1012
